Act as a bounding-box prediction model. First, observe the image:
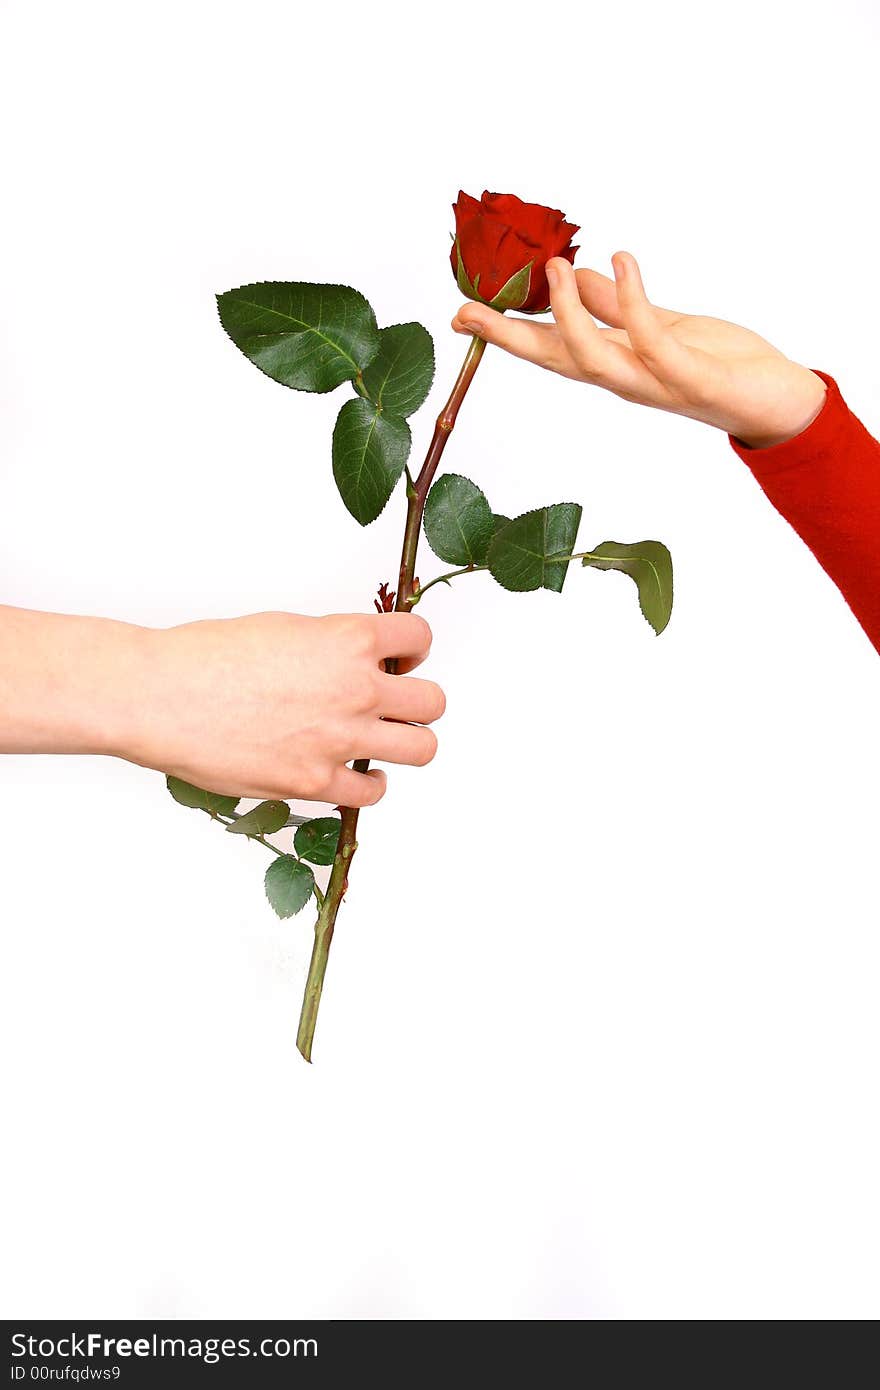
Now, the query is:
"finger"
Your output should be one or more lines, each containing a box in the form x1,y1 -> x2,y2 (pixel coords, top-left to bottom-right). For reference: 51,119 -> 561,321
375,672 -> 446,724
325,764 -> 387,808
547,257 -> 663,397
370,612 -> 432,667
573,266 -> 626,327
356,719 -> 438,768
451,302 -> 557,367
611,252 -> 692,382
574,264 -> 680,329
545,257 -> 611,374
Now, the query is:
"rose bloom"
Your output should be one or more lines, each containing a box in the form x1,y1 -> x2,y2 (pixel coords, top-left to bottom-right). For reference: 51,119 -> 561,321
451,190 -> 579,313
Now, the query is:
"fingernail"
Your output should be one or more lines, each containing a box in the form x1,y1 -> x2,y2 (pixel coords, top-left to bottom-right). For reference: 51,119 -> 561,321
546,262 -> 559,287
613,254 -> 627,281
462,313 -> 485,333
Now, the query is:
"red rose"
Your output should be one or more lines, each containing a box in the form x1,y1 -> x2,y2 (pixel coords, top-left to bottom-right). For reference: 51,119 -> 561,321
450,190 -> 579,314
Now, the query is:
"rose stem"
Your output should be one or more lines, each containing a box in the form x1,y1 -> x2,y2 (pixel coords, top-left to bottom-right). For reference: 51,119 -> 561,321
295,333 -> 488,1062
295,799 -> 359,1061
394,333 -> 487,613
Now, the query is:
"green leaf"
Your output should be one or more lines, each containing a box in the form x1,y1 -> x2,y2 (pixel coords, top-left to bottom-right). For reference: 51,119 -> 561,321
216,282 -> 379,393
226,800 -> 290,837
294,817 -> 341,866
582,540 -> 674,635
492,513 -> 511,535
488,504 -> 583,593
166,776 -> 239,817
361,323 -> 435,417
264,855 -> 315,919
424,474 -> 495,566
489,260 -> 533,311
332,397 -> 411,524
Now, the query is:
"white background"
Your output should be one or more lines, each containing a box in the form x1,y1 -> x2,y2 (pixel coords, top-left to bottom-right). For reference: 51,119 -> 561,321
1,0 -> 878,1320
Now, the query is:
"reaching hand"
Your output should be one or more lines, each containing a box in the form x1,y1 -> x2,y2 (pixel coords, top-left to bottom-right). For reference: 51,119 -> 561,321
452,251 -> 827,449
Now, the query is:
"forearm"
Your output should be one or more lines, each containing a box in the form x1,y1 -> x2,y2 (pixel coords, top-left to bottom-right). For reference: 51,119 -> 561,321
0,605 -> 148,755
0,605 -> 442,805
729,372 -> 880,652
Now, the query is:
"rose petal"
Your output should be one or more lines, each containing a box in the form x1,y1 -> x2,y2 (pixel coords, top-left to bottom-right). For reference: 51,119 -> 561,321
450,189 -> 580,309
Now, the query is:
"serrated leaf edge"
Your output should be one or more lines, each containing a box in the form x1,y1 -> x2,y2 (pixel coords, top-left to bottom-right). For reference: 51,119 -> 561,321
424,472 -> 495,566
215,281 -> 381,391
361,321 -> 436,418
294,816 -> 342,866
582,541 -> 673,635
332,397 -> 412,525
488,503 -> 583,592
263,855 -> 315,919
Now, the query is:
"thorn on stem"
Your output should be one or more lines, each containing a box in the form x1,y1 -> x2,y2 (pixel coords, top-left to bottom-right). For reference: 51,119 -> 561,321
374,581 -> 396,614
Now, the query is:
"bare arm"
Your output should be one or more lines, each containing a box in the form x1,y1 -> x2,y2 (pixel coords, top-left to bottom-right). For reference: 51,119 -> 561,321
0,606 -> 446,805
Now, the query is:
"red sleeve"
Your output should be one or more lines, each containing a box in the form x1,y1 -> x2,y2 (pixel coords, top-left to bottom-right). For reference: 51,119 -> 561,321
728,370 -> 880,652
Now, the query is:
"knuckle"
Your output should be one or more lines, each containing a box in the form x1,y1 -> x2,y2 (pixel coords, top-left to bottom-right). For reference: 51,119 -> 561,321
333,667 -> 379,720
297,762 -> 328,799
353,670 -> 380,714
351,620 -> 377,659
328,612 -> 374,656
359,624 -> 381,660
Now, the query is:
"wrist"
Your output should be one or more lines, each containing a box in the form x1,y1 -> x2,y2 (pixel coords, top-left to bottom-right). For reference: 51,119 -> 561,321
106,620 -> 224,778
58,614 -> 156,760
88,619 -> 159,761
733,368 -> 827,450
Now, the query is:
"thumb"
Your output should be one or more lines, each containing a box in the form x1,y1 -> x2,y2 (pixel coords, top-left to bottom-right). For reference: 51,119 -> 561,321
450,298 -> 552,366
451,300 -> 506,338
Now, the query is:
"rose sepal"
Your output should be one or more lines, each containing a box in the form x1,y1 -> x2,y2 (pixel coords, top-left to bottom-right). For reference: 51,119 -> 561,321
488,260 -> 534,311
454,235 -> 482,301
454,237 -> 539,314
